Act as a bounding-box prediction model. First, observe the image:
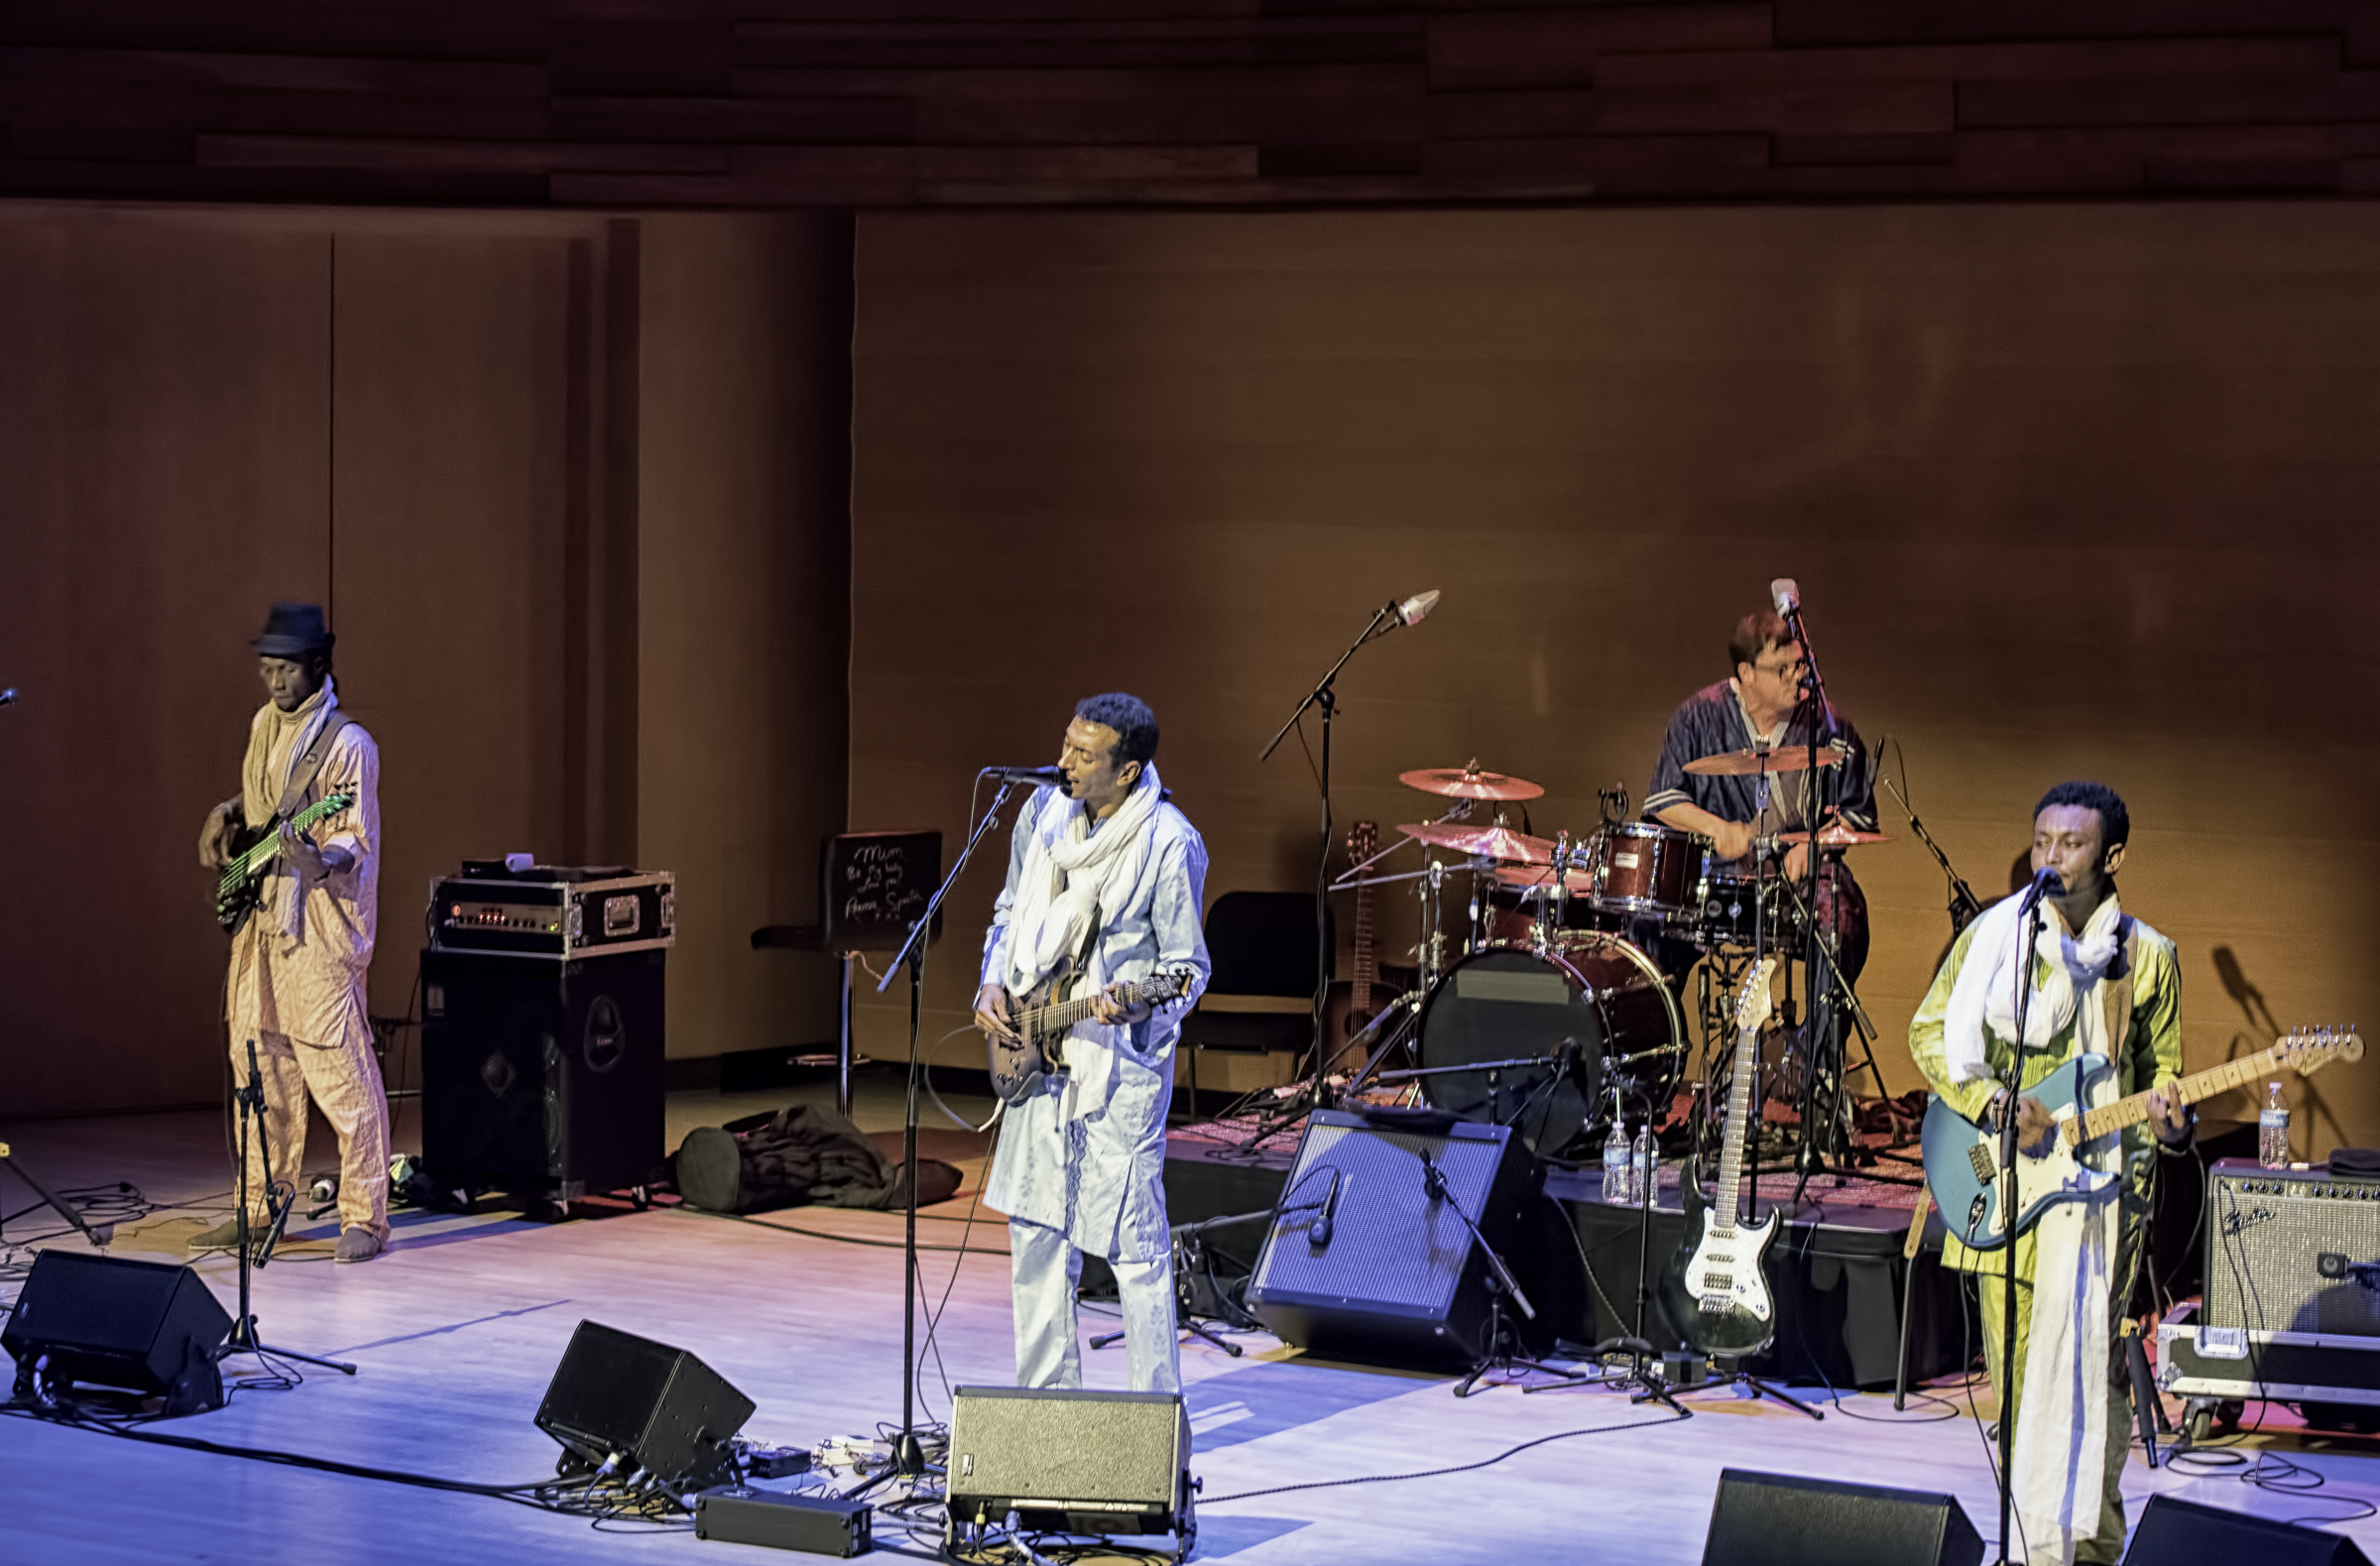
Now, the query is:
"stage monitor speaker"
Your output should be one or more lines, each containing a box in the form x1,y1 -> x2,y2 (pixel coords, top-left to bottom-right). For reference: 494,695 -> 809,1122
534,1319 -> 755,1491
1243,1109 -> 1542,1370
2,1251 -> 231,1416
1700,1469 -> 1983,1566
421,946 -> 665,1201
2122,1493 -> 2372,1565
944,1386 -> 1192,1545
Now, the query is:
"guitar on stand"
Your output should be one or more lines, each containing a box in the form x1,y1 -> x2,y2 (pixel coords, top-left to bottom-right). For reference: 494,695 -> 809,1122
1327,821 -> 1423,1103
1656,958 -> 1822,1416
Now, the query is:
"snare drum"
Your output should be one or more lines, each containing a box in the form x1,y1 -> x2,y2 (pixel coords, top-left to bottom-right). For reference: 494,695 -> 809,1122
1587,823 -> 1708,920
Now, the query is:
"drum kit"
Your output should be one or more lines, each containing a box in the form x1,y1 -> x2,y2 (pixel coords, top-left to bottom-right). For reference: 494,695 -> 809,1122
1330,755 -> 1891,1161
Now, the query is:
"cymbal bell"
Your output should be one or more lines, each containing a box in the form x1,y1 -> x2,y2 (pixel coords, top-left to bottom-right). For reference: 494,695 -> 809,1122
1682,745 -> 1846,778
1398,763 -> 1544,802
1397,821 -> 1556,866
1771,823 -> 1893,848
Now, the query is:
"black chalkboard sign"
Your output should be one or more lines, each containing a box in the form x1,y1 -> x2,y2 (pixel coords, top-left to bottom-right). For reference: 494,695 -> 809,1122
821,830 -> 943,953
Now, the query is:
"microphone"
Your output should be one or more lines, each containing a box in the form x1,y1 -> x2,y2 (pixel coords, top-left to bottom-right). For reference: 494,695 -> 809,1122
1770,578 -> 1801,619
1391,588 -> 1442,629
1310,1169 -> 1343,1248
0,688 -> 16,707
985,766 -> 1069,788
2022,865 -> 2065,908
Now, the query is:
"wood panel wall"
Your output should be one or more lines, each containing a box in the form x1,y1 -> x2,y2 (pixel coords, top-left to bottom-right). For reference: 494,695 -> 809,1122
0,201 -> 852,1119
847,202 -> 2380,1154
0,4 -> 2374,208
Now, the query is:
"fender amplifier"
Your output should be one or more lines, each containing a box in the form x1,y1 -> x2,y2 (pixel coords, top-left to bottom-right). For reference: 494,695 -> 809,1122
2205,1159 -> 2380,1336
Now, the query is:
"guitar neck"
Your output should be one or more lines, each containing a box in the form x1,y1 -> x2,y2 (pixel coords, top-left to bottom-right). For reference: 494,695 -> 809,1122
2066,1037 -> 2294,1145
219,794 -> 352,889
1023,975 -> 1163,1036
1352,883 -> 1374,1013
1714,971 -> 1774,1223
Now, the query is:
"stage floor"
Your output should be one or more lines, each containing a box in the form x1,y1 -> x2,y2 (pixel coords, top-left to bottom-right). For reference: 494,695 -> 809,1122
4,1082 -> 2376,1565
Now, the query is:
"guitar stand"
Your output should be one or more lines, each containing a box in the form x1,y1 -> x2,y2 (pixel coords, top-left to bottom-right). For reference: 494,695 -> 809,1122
1694,1355 -> 1825,1421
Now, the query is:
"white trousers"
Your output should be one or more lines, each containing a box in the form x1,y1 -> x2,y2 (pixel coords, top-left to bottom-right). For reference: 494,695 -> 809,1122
1009,1218 -> 1181,1394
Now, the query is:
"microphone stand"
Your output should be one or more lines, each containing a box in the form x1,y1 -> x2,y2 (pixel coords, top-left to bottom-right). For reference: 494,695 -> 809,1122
1256,599 -> 1405,1122
1995,874 -> 2052,1565
876,775 -> 1019,1475
1880,771 -> 1985,932
218,1037 -> 358,1376
1779,599 -> 1855,1191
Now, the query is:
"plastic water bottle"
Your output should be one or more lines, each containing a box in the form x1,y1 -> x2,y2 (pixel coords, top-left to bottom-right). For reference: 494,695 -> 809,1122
1633,1121 -> 1658,1204
1604,1117 -> 1634,1206
2260,1082 -> 2291,1169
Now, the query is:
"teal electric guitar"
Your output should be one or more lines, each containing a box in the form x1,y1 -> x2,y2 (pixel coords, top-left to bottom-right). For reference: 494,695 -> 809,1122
213,791 -> 356,932
1922,1025 -> 2362,1251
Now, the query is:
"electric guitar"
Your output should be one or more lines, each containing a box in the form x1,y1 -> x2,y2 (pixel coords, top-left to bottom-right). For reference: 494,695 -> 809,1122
1922,1025 -> 2362,1251
985,960 -> 1195,1107
213,791 -> 357,932
1657,957 -> 1781,1357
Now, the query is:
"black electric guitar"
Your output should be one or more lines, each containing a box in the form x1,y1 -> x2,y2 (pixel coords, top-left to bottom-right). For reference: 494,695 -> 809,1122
1658,957 -> 1782,1357
985,960 -> 1195,1106
213,791 -> 356,931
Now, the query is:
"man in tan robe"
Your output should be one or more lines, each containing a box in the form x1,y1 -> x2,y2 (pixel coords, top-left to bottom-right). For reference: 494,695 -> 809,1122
193,603 -> 391,1264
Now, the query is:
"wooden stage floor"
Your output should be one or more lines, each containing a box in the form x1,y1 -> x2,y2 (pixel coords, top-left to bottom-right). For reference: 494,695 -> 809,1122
4,1082 -> 2377,1565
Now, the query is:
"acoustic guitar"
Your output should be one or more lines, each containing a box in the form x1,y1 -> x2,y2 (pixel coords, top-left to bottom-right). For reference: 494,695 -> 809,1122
214,790 -> 357,932
1657,957 -> 1782,1358
1922,1025 -> 2362,1251
985,960 -> 1195,1106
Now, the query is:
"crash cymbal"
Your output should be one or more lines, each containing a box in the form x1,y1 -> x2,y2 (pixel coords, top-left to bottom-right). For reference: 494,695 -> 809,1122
1398,821 -> 1557,865
1682,745 -> 1846,778
1771,822 -> 1893,848
1491,863 -> 1596,895
1398,763 -> 1545,802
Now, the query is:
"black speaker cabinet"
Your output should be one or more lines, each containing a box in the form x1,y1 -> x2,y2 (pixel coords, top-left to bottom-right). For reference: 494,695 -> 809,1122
944,1386 -> 1193,1548
1243,1110 -> 1543,1370
1702,1469 -> 1983,1566
421,947 -> 665,1202
3,1251 -> 232,1416
2123,1494 -> 2372,1565
535,1319 -> 755,1490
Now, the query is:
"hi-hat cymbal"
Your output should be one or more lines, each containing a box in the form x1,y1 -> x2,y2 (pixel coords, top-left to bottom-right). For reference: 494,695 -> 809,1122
1683,745 -> 1846,778
1398,821 -> 1556,865
1398,764 -> 1545,802
1492,864 -> 1596,895
1771,822 -> 1893,848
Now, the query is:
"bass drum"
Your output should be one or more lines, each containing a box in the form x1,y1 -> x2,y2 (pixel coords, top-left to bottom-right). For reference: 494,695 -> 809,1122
1414,935 -> 1683,1157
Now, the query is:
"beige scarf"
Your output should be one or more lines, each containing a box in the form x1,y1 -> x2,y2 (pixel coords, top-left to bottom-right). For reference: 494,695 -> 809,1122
239,677 -> 339,940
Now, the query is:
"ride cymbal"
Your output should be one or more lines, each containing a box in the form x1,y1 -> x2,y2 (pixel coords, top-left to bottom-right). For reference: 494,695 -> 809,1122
1682,746 -> 1846,778
1398,764 -> 1545,802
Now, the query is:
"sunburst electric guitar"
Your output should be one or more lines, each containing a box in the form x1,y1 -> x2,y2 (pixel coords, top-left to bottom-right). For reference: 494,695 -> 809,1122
985,960 -> 1195,1107
1922,1025 -> 2363,1251
1658,957 -> 1782,1358
213,791 -> 357,932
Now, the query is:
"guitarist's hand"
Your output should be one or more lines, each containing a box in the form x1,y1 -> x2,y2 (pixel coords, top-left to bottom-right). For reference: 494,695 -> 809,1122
1089,983 -> 1150,1027
2147,1083 -> 2194,1147
974,983 -> 1018,1041
2008,1093 -> 2057,1155
198,801 -> 242,870
278,822 -> 350,885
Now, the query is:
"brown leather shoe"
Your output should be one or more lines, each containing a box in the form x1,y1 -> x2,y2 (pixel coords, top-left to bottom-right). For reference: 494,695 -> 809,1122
333,1227 -> 383,1264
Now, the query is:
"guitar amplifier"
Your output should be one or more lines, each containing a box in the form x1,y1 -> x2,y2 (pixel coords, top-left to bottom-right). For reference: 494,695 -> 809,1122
428,863 -> 673,960
2204,1158 -> 2380,1336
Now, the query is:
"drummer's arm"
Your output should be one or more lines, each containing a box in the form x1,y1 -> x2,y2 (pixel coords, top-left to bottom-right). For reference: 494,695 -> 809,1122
1654,802 -> 1752,862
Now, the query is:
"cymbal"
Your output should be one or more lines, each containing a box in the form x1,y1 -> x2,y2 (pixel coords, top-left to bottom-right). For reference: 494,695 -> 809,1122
1491,864 -> 1596,895
1398,821 -> 1556,865
1771,823 -> 1893,848
1398,764 -> 1544,802
1682,745 -> 1845,778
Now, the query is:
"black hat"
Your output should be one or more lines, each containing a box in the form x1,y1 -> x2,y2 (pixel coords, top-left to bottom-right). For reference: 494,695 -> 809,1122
250,603 -> 334,658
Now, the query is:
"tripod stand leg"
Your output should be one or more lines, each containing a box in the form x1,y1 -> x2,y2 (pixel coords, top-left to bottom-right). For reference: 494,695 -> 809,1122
1743,1375 -> 1825,1420
0,1147 -> 109,1247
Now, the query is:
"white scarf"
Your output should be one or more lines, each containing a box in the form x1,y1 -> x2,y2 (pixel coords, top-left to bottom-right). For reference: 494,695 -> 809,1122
1945,889 -> 2127,1566
240,678 -> 340,942
1005,764 -> 1163,1121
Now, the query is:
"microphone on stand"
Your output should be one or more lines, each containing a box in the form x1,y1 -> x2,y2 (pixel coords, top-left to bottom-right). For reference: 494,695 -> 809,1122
1389,588 -> 1442,630
2021,865 -> 2065,909
1310,1168 -> 1344,1248
1770,577 -> 1801,620
983,766 -> 1070,788
0,688 -> 16,707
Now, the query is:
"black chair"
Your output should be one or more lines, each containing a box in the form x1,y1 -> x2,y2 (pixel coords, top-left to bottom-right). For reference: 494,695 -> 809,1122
1180,893 -> 1332,1089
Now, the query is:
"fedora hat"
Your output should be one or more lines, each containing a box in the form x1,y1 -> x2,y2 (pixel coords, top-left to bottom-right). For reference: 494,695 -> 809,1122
250,603 -> 334,659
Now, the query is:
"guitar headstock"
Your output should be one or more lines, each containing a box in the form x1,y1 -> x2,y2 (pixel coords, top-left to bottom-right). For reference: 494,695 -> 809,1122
1734,957 -> 1780,1035
1136,965 -> 1197,1009
2279,1025 -> 2364,1077
1346,819 -> 1378,866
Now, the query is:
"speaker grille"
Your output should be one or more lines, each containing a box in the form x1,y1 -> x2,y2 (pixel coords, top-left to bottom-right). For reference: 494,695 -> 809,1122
1249,1120 -> 1502,1310
946,1387 -> 1186,1528
2205,1166 -> 2380,1336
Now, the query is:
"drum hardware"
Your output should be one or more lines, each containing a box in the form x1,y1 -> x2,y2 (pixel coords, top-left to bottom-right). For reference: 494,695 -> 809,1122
1398,762 -> 1545,802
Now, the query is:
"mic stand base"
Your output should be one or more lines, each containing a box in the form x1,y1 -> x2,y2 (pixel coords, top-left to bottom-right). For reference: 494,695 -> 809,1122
1451,1296 -> 1570,1398
1689,1360 -> 1825,1421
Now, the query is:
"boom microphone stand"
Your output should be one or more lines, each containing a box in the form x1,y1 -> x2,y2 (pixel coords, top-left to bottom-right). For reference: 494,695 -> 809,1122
1993,867 -> 2057,1565
876,775 -> 1018,1475
1880,769 -> 1985,933
1257,590 -> 1440,1121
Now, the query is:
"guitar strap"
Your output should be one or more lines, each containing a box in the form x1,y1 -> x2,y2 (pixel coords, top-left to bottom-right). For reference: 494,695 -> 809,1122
2099,914 -> 2138,1070
273,711 -> 354,821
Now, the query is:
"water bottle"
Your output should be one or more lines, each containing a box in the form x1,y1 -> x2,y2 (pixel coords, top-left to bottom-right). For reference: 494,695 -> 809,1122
2260,1082 -> 2291,1168
1633,1121 -> 1658,1203
1604,1117 -> 1634,1206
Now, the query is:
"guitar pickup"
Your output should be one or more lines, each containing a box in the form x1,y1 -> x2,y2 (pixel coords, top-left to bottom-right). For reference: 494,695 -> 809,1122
1966,1144 -> 1997,1186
